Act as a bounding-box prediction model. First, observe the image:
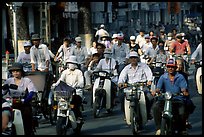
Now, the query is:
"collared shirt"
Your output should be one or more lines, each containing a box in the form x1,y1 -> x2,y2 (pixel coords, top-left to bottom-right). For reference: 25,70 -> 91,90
70,45 -> 88,64
118,62 -> 153,84
57,44 -> 72,62
95,58 -> 117,74
171,40 -> 190,55
3,77 -> 37,95
17,51 -> 32,72
30,44 -> 51,71
191,43 -> 202,61
145,45 -> 160,58
140,42 -> 153,54
17,51 -> 31,63
112,42 -> 129,65
135,35 -> 146,48
95,28 -> 110,43
58,69 -> 84,88
156,72 -> 187,94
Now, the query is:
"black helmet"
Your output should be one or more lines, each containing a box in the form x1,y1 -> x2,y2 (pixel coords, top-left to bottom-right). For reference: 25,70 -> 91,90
9,62 -> 25,74
31,34 -> 41,41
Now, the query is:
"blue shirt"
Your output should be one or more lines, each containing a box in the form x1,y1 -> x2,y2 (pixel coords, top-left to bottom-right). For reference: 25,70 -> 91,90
156,72 -> 187,94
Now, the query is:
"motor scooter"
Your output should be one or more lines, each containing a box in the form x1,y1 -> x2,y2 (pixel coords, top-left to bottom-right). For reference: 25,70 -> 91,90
48,82 -> 86,126
49,81 -> 84,135
122,82 -> 149,135
92,70 -> 113,118
194,60 -> 202,95
156,91 -> 187,135
2,85 -> 25,135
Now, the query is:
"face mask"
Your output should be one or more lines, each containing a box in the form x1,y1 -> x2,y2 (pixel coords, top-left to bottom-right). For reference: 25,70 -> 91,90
167,37 -> 172,40
104,54 -> 111,59
68,64 -> 76,70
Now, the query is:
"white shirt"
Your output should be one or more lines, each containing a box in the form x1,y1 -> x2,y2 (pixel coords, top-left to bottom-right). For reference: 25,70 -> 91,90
3,77 -> 37,96
95,28 -> 110,43
17,51 -> 31,63
57,44 -> 72,62
140,42 -> 153,54
30,44 -> 51,71
17,52 -> 32,72
88,47 -> 98,55
95,58 -> 117,74
70,45 -> 88,64
135,35 -> 146,48
57,68 -> 84,88
191,43 -> 202,61
118,63 -> 153,84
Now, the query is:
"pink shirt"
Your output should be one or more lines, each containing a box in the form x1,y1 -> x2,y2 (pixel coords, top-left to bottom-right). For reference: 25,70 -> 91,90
171,40 -> 190,55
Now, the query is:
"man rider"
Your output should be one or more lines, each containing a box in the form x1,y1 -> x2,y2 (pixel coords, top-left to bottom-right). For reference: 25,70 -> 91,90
151,58 -> 189,135
118,51 -> 154,122
94,48 -> 118,107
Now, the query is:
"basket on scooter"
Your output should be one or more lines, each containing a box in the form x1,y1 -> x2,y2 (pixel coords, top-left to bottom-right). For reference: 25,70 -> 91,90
53,81 -> 75,101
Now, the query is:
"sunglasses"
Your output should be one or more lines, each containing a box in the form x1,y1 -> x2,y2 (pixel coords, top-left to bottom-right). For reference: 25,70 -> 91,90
167,66 -> 176,68
11,69 -> 21,72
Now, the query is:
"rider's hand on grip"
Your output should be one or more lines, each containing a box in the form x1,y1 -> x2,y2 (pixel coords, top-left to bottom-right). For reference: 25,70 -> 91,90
182,90 -> 189,96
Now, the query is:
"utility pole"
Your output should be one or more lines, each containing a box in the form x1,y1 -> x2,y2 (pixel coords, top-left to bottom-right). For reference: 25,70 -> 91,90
6,2 -> 23,62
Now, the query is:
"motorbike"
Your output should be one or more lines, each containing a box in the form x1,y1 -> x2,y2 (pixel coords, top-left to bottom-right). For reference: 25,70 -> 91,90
170,53 -> 190,73
49,81 -> 84,135
92,70 -> 114,118
2,85 -> 25,135
156,91 -> 187,135
150,61 -> 166,91
194,60 -> 202,95
122,82 -> 149,135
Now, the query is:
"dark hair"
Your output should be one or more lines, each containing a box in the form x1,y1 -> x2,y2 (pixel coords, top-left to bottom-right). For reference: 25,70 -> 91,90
96,43 -> 106,49
150,37 -> 158,42
92,53 -> 100,57
63,37 -> 71,42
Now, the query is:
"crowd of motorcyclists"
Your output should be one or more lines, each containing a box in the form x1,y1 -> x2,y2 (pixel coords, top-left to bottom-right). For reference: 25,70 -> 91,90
2,23 -> 202,135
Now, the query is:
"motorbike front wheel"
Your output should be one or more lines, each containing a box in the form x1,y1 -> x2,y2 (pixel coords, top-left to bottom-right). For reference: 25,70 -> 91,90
56,117 -> 67,135
93,96 -> 100,118
160,118 -> 173,135
130,107 -> 139,135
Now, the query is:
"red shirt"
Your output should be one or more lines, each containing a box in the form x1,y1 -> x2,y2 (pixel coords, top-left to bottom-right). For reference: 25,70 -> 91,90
171,40 -> 189,55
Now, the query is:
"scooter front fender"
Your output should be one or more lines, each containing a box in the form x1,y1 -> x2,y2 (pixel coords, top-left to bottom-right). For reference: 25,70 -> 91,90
196,67 -> 202,94
139,91 -> 147,126
12,109 -> 25,135
68,110 -> 77,129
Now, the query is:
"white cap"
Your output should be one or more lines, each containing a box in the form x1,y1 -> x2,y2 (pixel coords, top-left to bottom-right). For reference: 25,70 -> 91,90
130,36 -> 136,40
129,51 -> 139,58
112,34 -> 118,39
75,37 -> 82,42
24,41 -> 32,47
100,24 -> 105,28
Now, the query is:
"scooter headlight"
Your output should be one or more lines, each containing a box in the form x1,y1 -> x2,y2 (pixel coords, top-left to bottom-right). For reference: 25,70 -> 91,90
164,92 -> 172,100
139,85 -> 144,91
58,101 -> 68,110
